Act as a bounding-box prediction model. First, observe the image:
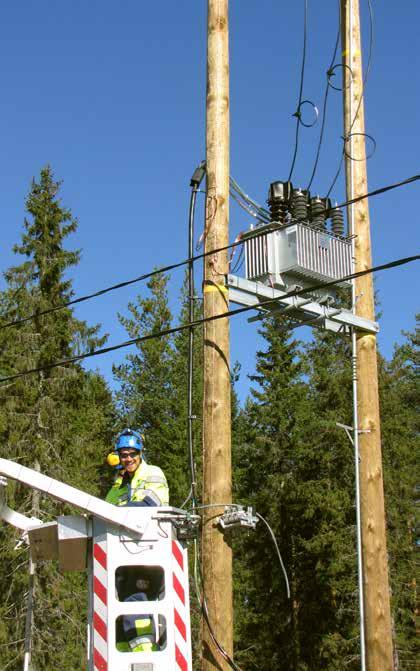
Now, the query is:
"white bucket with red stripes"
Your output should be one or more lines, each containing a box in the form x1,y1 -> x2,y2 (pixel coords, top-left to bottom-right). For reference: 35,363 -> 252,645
88,508 -> 192,671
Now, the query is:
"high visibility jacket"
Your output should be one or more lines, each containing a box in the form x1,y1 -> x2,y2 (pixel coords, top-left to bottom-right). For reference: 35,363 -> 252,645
122,592 -> 158,653
126,616 -> 158,652
116,621 -> 158,653
105,459 -> 169,507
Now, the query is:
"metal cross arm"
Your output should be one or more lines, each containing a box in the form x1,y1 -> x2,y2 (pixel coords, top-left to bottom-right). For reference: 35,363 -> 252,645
227,274 -> 379,335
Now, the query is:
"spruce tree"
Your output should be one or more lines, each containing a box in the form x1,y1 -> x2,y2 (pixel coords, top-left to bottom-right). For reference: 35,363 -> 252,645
168,273 -> 203,505
233,320 -> 363,670
0,166 -> 114,670
113,273 -> 180,492
232,315 -> 309,670
380,320 -> 419,668
233,317 -> 418,670
299,331 -> 359,670
113,271 -> 203,506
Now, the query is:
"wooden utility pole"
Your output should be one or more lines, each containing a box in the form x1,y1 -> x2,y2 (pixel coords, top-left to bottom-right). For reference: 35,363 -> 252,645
341,1 -> 394,669
201,1 -> 232,669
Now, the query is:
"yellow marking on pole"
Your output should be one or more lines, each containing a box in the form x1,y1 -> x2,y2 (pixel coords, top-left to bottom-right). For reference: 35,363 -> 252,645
203,284 -> 229,294
342,49 -> 361,57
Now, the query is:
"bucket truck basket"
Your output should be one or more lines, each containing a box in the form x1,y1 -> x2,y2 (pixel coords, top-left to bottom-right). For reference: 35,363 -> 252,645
89,509 -> 192,671
0,459 -> 193,671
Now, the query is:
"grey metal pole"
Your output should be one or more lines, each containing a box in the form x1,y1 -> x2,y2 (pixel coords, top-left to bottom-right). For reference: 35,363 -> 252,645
23,556 -> 35,671
87,550 -> 93,670
351,330 -> 367,671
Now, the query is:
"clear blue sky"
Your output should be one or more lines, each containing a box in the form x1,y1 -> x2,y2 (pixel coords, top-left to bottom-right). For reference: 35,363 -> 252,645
0,1 -> 418,402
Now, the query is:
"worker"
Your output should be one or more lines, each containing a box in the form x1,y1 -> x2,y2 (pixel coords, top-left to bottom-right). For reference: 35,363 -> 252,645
116,576 -> 159,653
106,428 -> 169,507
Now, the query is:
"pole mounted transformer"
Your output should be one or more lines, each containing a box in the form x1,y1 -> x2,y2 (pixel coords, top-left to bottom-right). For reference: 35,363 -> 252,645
0,459 -> 196,671
228,179 -> 378,336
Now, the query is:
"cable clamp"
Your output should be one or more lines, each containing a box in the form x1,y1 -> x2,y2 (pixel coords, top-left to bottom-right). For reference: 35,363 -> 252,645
174,514 -> 200,541
218,505 -> 258,531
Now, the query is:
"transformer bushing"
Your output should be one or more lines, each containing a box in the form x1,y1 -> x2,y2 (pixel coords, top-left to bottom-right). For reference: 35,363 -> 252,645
309,196 -> 328,230
267,181 -> 293,224
330,204 -> 345,237
291,188 -> 310,222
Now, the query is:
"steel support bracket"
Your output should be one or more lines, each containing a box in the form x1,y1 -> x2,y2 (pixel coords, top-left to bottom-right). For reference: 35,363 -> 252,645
227,274 -> 379,335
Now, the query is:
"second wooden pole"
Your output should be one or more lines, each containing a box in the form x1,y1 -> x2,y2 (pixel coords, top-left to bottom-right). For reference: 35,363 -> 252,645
341,1 -> 394,668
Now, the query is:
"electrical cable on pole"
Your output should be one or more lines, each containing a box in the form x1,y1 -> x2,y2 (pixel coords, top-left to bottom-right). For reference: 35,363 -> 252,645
187,161 -> 206,511
193,503 -> 290,597
193,541 -> 244,671
187,163 -> 242,671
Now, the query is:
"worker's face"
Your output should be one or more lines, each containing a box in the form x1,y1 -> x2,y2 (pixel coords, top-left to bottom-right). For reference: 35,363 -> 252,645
136,578 -> 150,592
119,450 -> 141,474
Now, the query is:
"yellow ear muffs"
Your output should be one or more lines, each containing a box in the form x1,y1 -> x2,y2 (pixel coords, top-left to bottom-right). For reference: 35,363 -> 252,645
107,452 -> 120,467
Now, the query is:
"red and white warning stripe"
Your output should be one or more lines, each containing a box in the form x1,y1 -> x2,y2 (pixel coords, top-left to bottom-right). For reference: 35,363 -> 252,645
93,540 -> 108,671
172,539 -> 190,671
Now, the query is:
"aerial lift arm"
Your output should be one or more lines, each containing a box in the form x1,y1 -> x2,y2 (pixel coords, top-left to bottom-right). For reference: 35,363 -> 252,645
0,457 -> 147,537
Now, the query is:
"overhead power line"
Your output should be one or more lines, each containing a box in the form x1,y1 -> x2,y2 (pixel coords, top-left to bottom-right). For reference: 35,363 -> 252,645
288,0 -> 308,182
0,254 -> 418,384
0,257 -> 191,331
306,0 -> 341,191
1,173 -> 419,333
328,173 -> 420,214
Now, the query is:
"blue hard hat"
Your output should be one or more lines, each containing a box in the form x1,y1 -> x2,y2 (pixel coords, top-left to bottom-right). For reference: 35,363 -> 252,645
115,428 -> 143,452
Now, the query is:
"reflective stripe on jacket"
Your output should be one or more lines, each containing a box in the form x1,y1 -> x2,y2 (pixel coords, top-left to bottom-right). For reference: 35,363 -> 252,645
105,459 -> 169,507
129,617 -> 158,652
122,592 -> 158,653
